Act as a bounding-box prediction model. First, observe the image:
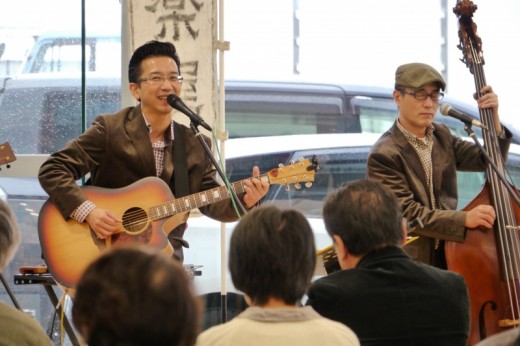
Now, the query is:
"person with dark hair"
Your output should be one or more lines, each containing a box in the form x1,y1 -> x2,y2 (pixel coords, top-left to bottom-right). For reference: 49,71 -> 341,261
38,40 -> 268,262
72,245 -> 200,346
307,180 -> 471,346
197,205 -> 360,346
366,62 -> 512,268
0,199 -> 52,345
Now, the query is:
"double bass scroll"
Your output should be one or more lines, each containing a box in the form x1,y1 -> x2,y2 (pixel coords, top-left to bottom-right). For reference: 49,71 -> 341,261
445,1 -> 520,344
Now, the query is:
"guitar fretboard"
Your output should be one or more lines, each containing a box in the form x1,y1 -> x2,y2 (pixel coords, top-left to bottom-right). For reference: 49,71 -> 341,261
148,173 -> 270,220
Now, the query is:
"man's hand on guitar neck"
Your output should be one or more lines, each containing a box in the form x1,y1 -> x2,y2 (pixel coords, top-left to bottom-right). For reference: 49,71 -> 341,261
85,208 -> 122,240
242,166 -> 270,208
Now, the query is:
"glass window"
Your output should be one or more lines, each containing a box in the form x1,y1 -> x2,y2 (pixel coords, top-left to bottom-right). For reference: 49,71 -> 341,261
0,79 -> 120,154
0,2 -> 122,343
225,91 -> 346,138
456,152 -> 520,209
39,43 -> 91,73
354,96 -> 398,133
22,36 -> 121,75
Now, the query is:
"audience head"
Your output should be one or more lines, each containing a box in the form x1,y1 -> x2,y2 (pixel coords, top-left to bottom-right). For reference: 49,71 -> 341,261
72,245 -> 200,346
229,205 -> 316,306
0,199 -> 20,271
128,40 -> 181,83
323,179 -> 403,256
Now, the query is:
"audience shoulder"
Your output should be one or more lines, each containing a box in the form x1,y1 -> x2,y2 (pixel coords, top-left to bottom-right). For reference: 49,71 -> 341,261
313,316 -> 360,345
0,304 -> 52,345
196,318 -> 245,346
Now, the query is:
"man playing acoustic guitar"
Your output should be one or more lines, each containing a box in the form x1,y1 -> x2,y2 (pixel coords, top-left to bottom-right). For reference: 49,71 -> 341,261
38,40 -> 269,271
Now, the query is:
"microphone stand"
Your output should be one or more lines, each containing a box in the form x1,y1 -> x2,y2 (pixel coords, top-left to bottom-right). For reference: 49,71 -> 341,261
189,123 -> 247,214
189,122 -> 248,325
463,124 -> 520,207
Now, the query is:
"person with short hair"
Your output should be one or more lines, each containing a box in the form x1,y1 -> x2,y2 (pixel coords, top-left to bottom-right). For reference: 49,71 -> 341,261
307,180 -> 470,345
367,62 -> 512,268
72,245 -> 201,346
0,199 -> 52,345
197,205 -> 360,346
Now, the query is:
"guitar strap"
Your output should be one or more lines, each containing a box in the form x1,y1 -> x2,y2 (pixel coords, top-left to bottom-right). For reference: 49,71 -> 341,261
168,123 -> 190,262
172,123 -> 189,198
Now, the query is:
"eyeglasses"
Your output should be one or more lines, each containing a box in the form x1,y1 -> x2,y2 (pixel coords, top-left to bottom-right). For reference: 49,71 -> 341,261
400,89 -> 444,102
137,75 -> 183,85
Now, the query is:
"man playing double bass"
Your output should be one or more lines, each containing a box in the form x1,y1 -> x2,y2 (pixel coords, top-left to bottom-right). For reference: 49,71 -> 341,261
367,62 -> 512,269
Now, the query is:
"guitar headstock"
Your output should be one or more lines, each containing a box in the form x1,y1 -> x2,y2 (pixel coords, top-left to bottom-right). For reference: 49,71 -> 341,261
0,142 -> 16,170
267,156 -> 319,190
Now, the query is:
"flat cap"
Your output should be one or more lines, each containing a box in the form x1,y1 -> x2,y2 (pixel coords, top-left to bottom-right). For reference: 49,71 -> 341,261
395,62 -> 446,90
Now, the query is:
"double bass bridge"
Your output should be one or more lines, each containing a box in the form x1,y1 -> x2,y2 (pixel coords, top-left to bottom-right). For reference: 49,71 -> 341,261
498,318 -> 520,328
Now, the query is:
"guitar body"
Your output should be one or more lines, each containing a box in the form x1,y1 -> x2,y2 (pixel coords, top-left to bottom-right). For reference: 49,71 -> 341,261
38,177 -> 185,289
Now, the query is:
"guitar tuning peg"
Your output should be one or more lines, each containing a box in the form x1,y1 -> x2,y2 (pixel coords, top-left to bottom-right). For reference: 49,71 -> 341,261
294,183 -> 301,189
289,160 -> 295,165
278,163 -> 284,168
285,184 -> 290,192
305,182 -> 313,188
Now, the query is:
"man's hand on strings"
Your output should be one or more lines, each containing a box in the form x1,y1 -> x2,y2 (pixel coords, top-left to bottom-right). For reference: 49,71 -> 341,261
85,207 -> 122,239
465,204 -> 496,230
475,85 -> 502,133
242,165 -> 270,208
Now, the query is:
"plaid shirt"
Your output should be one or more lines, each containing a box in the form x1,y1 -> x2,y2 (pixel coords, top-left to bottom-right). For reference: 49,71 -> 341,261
397,120 -> 437,210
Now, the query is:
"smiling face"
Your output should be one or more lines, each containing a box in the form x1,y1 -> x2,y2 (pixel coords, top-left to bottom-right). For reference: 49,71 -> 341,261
394,82 -> 441,137
129,56 -> 182,118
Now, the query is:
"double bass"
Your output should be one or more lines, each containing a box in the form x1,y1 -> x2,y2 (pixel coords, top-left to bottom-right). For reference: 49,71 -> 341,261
445,1 -> 520,344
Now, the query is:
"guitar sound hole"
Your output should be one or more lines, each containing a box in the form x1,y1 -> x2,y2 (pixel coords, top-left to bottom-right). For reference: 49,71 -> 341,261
122,207 -> 149,234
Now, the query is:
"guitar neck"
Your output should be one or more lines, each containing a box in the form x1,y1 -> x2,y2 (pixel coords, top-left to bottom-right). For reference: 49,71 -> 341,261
148,173 -> 270,221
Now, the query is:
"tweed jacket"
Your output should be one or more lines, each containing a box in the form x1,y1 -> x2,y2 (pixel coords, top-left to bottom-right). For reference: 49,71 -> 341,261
367,120 -> 512,264
307,246 -> 470,346
38,105 -> 241,224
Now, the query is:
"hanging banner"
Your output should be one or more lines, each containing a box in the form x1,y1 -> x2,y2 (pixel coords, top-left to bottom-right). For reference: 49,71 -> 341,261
127,0 -> 216,130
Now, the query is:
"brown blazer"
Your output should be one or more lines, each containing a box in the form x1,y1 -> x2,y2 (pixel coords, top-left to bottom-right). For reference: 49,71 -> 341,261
38,105 -> 241,223
367,121 -> 512,265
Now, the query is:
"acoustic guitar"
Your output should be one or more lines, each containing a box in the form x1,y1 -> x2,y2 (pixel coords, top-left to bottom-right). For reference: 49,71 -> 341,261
38,157 -> 319,290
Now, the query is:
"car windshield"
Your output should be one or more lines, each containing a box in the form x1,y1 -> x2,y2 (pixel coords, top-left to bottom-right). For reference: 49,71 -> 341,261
223,138 -> 520,218
225,146 -> 370,218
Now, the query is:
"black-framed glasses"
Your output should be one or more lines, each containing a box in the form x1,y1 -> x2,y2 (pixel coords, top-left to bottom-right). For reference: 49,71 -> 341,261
400,89 -> 444,102
137,75 -> 183,85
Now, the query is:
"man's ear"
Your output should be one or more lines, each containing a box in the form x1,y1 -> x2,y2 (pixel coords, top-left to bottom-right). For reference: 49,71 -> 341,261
393,89 -> 401,108
333,234 -> 362,270
129,82 -> 141,102
333,235 -> 348,262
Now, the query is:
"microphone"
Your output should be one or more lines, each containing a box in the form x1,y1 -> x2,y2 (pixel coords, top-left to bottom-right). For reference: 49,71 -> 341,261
440,103 -> 487,130
167,94 -> 212,132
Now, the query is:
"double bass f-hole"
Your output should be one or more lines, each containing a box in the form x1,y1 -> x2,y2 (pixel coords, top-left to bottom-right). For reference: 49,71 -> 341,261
445,1 -> 520,344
